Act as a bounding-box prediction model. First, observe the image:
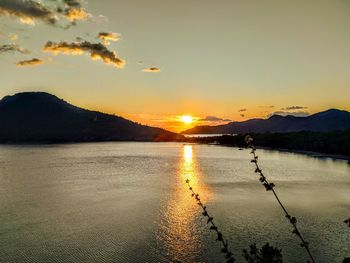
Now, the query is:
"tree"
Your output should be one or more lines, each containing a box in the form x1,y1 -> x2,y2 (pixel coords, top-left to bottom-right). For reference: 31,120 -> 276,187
242,243 -> 283,263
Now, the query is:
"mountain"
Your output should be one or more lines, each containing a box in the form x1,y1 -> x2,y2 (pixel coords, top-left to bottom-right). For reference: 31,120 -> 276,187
0,92 -> 181,143
182,109 -> 350,134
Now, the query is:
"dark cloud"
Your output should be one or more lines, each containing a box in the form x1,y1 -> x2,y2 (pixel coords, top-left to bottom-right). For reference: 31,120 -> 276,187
62,0 -> 82,8
0,44 -> 29,54
75,36 -> 84,42
200,116 -> 232,122
0,0 -> 90,27
16,58 -> 44,66
97,32 -> 120,45
143,67 -> 161,73
43,40 -> 125,68
0,0 -> 57,25
281,106 -> 308,110
238,108 -> 247,112
240,114 -> 245,118
269,111 -> 310,117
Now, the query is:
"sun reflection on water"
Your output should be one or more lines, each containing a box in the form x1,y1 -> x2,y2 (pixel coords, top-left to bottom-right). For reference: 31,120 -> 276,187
183,145 -> 194,181
156,144 -> 211,262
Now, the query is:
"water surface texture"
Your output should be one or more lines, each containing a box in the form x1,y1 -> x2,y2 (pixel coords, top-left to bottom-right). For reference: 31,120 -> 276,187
0,142 -> 349,262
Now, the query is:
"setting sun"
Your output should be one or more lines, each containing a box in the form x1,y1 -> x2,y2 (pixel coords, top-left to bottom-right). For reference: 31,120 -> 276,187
181,115 -> 193,124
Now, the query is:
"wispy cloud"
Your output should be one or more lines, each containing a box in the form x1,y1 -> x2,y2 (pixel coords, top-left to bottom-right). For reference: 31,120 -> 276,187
43,40 -> 125,68
281,106 -> 308,110
199,116 -> 231,122
259,105 -> 275,108
269,111 -> 310,117
0,44 -> 29,54
97,32 -> 120,45
16,58 -> 44,67
271,106 -> 309,117
238,108 -> 247,112
143,67 -> 161,73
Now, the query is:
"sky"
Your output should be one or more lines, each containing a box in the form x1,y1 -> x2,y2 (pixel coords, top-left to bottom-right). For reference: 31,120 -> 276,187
0,0 -> 350,132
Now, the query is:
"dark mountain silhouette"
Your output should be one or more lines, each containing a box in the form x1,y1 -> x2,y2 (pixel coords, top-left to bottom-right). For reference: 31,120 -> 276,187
0,92 -> 181,143
182,109 -> 350,134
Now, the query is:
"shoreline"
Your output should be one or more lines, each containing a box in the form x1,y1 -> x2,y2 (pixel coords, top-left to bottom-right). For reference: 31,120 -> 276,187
257,146 -> 350,162
211,142 -> 350,162
1,140 -> 349,162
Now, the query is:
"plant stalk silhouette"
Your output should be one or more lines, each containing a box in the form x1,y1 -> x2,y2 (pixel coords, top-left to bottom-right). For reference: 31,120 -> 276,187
245,135 -> 316,263
185,178 -> 235,263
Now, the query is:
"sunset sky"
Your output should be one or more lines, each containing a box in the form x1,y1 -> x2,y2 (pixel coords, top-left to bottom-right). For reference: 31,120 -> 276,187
0,0 -> 350,132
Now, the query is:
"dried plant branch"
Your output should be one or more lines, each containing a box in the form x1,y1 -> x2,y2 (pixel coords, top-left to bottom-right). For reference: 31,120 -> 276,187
185,179 -> 235,263
245,135 -> 316,263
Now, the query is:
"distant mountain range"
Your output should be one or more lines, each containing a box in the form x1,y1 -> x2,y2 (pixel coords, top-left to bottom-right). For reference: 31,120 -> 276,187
1,92 -> 349,143
182,109 -> 350,134
0,92 -> 181,143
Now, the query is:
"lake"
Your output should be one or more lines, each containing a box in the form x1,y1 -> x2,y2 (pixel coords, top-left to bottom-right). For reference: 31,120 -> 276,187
0,142 -> 349,263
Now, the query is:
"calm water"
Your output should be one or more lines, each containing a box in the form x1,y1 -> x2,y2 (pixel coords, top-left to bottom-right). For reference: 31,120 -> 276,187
0,142 -> 349,263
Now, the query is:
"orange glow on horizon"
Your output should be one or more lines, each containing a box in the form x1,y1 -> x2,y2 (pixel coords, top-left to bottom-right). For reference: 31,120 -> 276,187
64,97 -> 350,134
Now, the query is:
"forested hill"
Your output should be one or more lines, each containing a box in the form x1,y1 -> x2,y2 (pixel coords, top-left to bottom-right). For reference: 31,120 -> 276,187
0,92 -> 181,143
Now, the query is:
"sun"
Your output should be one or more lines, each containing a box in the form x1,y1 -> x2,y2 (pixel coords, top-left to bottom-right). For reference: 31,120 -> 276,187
181,115 -> 193,124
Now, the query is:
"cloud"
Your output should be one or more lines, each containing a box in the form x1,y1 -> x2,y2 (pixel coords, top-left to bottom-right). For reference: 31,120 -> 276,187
238,108 -> 247,112
259,105 -> 275,108
200,116 -> 232,122
64,7 -> 89,22
62,0 -> 82,7
269,111 -> 310,117
281,106 -> 308,110
97,32 -> 120,45
43,40 -> 125,68
57,0 -> 90,22
75,36 -> 84,42
16,58 -> 44,67
0,0 -> 91,27
0,44 -> 29,54
240,114 -> 245,118
0,0 -> 57,25
143,67 -> 161,73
